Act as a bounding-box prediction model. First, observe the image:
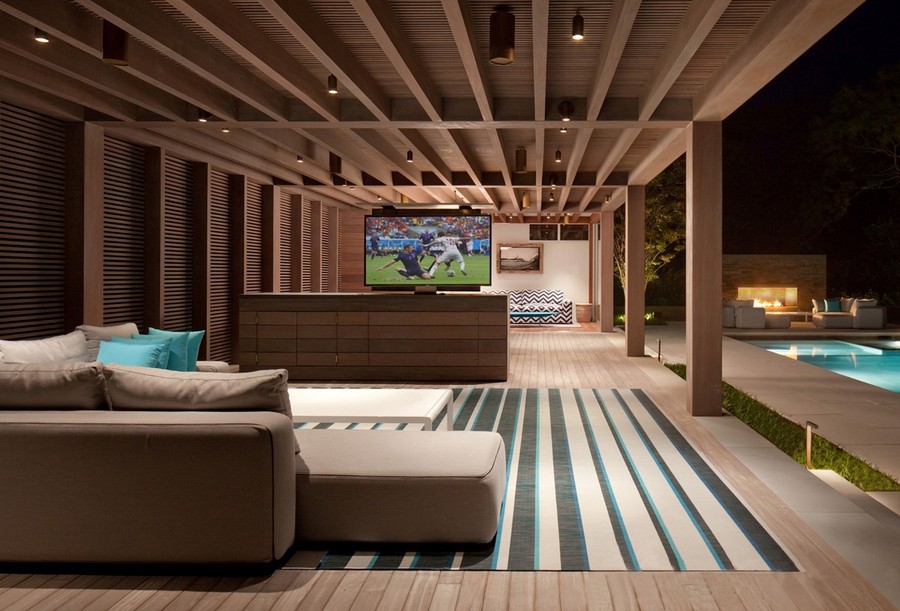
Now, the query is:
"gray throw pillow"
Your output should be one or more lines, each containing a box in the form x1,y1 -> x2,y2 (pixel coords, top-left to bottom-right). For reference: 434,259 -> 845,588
0,361 -> 110,410
77,323 -> 140,362
0,330 -> 90,364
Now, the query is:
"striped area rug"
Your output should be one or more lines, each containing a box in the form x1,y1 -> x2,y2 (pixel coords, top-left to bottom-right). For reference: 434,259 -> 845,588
293,387 -> 798,572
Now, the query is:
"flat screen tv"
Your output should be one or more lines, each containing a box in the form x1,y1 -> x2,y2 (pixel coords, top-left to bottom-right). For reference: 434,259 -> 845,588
364,213 -> 492,289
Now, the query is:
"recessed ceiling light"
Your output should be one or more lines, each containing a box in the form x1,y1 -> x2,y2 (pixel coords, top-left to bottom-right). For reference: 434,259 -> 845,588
34,28 -> 50,44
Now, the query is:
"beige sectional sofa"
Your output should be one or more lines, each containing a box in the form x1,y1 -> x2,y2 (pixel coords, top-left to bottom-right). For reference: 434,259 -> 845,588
0,357 -> 506,565
811,297 -> 886,329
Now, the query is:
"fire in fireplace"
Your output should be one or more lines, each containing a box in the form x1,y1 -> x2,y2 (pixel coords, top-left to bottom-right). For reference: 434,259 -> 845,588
737,287 -> 798,310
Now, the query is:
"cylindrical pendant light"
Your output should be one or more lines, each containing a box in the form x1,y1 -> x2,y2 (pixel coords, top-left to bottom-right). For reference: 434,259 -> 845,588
515,147 -> 526,173
572,10 -> 584,41
197,109 -> 211,123
327,74 -> 338,94
521,191 -> 531,209
102,20 -> 129,66
555,148 -> 562,163
489,7 -> 515,65
34,28 -> 50,44
406,150 -> 413,163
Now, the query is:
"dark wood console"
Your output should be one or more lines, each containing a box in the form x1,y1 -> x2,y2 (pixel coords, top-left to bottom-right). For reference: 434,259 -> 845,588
239,293 -> 508,381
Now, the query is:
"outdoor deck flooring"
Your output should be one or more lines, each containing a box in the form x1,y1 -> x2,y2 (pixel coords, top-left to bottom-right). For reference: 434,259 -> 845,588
1,327 -> 896,610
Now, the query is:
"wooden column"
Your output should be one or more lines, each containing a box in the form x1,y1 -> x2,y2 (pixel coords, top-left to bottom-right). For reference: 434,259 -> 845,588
326,205 -> 339,292
64,123 -> 104,328
686,121 -> 723,416
625,185 -> 646,357
261,185 -> 281,293
598,210 -> 615,332
229,175 -> 248,359
143,147 -> 165,329
310,201 -> 323,292
192,162 -> 212,359
290,194 -> 304,291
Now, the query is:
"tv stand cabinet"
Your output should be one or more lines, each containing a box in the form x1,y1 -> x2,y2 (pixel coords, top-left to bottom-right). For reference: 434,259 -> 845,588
239,293 -> 508,381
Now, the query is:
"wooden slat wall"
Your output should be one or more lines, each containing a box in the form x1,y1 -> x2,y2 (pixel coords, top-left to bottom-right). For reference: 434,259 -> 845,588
103,137 -> 145,327
245,181 -> 263,294
209,169 -> 232,361
320,203 -> 331,292
338,209 -> 366,293
163,155 -> 193,330
279,190 -> 292,292
0,102 -> 67,339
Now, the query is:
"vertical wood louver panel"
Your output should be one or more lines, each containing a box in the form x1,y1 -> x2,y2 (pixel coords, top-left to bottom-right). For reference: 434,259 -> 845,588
208,169 -> 232,362
336,208 -> 343,292
245,181 -> 263,293
103,137 -> 145,327
300,201 -> 313,292
320,205 -> 331,292
0,103 -> 67,339
279,190 -> 292,292
163,155 -> 193,330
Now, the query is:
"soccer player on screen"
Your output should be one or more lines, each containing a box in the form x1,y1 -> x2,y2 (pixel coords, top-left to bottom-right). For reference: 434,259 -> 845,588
377,244 -> 432,280
423,233 -> 467,277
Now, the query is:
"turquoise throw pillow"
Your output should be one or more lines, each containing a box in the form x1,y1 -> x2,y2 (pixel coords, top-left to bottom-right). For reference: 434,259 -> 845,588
109,335 -> 173,369
148,327 -> 205,372
97,340 -> 164,368
824,299 -> 841,312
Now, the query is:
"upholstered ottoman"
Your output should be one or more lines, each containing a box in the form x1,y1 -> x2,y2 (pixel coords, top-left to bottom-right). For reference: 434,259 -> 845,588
294,429 -> 506,544
735,306 -> 765,329
764,313 -> 791,329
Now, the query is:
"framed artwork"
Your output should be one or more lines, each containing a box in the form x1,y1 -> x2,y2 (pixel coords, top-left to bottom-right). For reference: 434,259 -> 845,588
497,243 -> 543,274
529,224 -> 558,240
560,224 -> 589,240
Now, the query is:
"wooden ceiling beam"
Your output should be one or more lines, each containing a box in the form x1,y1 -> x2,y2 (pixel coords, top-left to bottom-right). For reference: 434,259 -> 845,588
0,74 -> 84,120
167,0 -> 338,121
532,0 -> 549,212
258,0 -> 390,121
628,129 -> 686,186
0,0 -> 240,120
0,50 -> 137,120
76,0 -> 290,121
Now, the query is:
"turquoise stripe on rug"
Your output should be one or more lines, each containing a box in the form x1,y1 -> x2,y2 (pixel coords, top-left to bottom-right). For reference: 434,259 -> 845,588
293,387 -> 798,572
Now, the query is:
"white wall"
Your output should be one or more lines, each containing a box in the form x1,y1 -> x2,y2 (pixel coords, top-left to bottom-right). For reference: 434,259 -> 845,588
487,224 -> 590,303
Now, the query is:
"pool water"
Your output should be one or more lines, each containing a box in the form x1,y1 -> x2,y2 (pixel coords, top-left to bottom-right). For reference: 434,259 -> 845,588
747,339 -> 900,393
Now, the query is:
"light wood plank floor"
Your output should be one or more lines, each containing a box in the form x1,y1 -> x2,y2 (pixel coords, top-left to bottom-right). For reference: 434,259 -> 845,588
2,328 -> 894,610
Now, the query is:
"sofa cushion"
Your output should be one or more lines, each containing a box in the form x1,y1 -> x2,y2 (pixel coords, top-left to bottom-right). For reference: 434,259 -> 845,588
139,332 -> 190,372
0,361 -> 109,410
148,328 -> 205,372
77,323 -> 140,361
97,340 -> 165,369
840,297 -> 855,312
850,298 -> 878,315
0,330 -> 90,364
103,365 -> 297,452
811,298 -> 825,313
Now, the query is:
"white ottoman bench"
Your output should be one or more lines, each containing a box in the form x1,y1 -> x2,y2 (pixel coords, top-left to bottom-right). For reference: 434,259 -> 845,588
294,429 -> 506,544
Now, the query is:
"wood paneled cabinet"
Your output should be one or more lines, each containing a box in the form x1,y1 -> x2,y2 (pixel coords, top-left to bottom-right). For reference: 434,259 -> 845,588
239,293 -> 508,381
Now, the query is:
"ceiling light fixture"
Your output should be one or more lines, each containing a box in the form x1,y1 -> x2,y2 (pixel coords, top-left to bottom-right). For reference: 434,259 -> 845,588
102,20 -> 129,66
221,127 -> 230,133
550,175 -> 557,189
406,150 -> 413,163
515,146 -> 526,173
564,213 -> 571,224
489,5 -> 515,65
34,28 -> 50,44
555,148 -> 562,163
327,74 -> 338,95
197,109 -> 211,123
296,155 -> 304,163
521,191 -> 531,209
572,10 -> 584,41
605,194 -> 611,205
549,192 -> 555,203
560,125 -> 568,134
558,100 -> 574,122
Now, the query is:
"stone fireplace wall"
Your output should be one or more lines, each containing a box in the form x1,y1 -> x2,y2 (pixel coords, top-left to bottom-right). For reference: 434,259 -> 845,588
722,254 -> 826,311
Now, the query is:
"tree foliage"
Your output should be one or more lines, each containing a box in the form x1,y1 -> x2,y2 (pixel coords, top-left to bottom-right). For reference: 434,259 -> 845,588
613,156 -> 686,293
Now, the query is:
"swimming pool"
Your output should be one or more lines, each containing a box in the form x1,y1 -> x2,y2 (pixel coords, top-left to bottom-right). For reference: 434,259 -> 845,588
747,339 -> 900,393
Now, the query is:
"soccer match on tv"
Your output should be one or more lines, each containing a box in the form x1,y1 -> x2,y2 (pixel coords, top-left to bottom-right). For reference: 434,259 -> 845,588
364,214 -> 492,287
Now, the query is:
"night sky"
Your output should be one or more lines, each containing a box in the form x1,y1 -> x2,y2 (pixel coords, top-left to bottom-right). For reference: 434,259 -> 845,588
722,0 -> 900,258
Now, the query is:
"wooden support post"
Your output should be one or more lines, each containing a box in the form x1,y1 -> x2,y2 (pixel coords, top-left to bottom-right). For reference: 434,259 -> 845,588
261,185 -> 281,293
65,123 -> 104,328
310,201 -> 323,292
229,175 -> 248,359
599,210 -> 615,332
686,121 -> 723,416
192,162 -> 211,360
290,194 -> 304,292
625,185 -> 646,357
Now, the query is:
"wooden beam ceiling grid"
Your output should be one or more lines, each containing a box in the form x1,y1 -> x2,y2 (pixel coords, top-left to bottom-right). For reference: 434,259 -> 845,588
613,128 -> 673,172
543,1 -> 611,99
607,0 -> 692,99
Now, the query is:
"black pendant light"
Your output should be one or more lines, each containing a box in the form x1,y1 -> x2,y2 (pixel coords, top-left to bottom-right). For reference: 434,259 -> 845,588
489,6 -> 515,65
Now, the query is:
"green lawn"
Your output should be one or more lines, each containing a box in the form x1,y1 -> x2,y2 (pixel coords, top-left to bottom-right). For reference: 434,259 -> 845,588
365,252 -> 492,286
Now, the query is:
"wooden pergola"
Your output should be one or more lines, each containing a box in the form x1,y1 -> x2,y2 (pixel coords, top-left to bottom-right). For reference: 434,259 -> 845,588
0,0 -> 864,415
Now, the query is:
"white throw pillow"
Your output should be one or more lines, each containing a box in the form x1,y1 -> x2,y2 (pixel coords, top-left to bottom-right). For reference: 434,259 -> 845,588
0,330 -> 89,364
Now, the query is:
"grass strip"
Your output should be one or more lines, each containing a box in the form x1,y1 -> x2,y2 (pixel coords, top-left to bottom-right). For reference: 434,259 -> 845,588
666,363 -> 900,492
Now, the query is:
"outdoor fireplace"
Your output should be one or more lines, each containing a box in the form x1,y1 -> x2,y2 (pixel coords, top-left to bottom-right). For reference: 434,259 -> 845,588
737,286 -> 798,310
